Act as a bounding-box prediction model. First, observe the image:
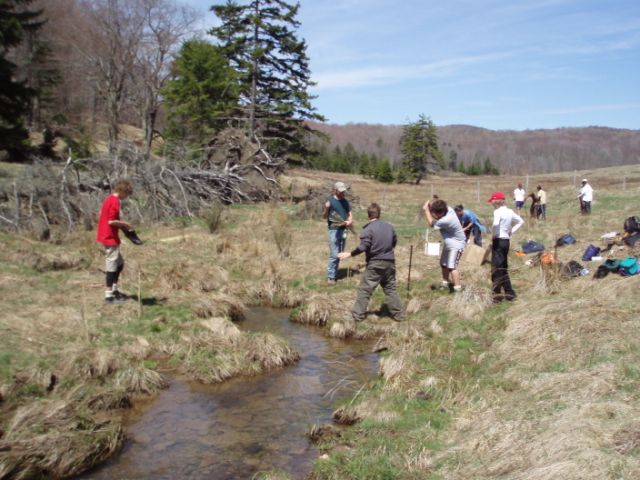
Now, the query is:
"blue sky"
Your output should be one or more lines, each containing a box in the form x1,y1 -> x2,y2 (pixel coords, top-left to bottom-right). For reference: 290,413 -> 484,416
188,0 -> 640,131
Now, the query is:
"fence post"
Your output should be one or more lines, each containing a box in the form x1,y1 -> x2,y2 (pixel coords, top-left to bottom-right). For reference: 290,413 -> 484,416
476,180 -> 480,202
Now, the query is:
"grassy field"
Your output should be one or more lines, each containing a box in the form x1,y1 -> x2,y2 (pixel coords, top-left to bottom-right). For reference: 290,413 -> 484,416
2,163 -> 640,479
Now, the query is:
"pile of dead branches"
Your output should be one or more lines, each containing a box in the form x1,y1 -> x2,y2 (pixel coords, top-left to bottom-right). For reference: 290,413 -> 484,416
0,129 -> 284,235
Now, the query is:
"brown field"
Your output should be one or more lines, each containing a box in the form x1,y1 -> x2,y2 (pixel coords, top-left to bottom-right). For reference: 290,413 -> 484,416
2,163 -> 640,479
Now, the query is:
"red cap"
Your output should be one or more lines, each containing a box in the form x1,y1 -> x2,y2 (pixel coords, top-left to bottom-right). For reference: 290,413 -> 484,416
488,191 -> 506,202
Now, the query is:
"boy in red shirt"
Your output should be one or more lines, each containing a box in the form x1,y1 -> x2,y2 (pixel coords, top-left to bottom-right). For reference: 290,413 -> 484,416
96,180 -> 134,304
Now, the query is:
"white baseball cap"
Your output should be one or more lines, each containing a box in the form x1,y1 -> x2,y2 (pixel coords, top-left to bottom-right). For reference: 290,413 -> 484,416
581,178 -> 588,183
334,181 -> 347,192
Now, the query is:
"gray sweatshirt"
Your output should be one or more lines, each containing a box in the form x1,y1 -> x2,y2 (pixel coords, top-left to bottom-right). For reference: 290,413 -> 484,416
350,219 -> 396,263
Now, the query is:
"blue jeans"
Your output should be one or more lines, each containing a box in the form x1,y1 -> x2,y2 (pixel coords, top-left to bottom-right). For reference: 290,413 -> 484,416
327,228 -> 346,280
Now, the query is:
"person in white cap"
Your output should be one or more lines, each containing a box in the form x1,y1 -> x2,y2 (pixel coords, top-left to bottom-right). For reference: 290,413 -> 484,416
578,179 -> 593,214
322,181 -> 353,285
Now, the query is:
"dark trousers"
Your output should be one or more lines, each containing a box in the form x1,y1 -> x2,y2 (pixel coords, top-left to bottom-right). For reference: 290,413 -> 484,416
581,201 -> 591,214
352,260 -> 405,322
466,225 -> 482,246
536,204 -> 546,220
491,238 -> 516,299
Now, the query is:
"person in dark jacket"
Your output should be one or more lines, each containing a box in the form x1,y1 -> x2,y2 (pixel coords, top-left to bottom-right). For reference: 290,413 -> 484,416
338,203 -> 405,324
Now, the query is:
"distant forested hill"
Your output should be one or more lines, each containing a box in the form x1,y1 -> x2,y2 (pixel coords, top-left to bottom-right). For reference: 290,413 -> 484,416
309,122 -> 640,174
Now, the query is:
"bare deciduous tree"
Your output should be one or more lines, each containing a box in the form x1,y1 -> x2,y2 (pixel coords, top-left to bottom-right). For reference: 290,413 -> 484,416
129,0 -> 197,157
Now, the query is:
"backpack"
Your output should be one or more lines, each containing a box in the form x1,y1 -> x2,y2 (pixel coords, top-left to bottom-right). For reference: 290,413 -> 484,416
619,257 -> 639,276
624,232 -> 640,247
623,216 -> 640,234
555,233 -> 577,247
521,240 -> 545,254
581,244 -> 601,261
561,260 -> 584,278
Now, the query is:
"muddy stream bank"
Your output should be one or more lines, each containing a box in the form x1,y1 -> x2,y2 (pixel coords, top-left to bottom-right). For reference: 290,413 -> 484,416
79,308 -> 379,479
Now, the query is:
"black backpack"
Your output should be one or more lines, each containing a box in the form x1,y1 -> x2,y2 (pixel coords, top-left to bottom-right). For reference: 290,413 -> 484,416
623,216 -> 640,234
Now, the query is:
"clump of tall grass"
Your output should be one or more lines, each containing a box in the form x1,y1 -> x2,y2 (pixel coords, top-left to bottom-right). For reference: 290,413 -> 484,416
202,199 -> 225,234
269,210 -> 293,258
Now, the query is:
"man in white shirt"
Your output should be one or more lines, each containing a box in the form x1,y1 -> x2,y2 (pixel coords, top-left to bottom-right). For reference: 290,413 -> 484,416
423,198 -> 466,292
513,183 -> 526,212
489,191 -> 524,302
579,179 -> 593,214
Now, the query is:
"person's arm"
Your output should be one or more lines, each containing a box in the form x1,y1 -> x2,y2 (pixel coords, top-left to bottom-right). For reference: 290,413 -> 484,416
492,210 -> 500,238
344,210 -> 353,227
322,199 -> 331,219
422,201 -> 436,226
109,219 -> 133,230
106,201 -> 133,230
338,228 -> 370,259
511,213 -> 524,235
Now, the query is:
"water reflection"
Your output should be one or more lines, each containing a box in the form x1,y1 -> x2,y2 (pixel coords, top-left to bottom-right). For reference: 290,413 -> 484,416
80,308 -> 378,480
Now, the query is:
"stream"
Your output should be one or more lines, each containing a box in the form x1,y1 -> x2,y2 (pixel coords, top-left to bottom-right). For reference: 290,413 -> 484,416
80,307 -> 379,479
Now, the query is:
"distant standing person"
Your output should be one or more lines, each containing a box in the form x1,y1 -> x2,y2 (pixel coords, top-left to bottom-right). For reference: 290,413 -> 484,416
454,204 -> 486,247
423,198 -> 466,292
96,180 -> 134,304
513,183 -> 526,212
337,203 -> 405,325
536,185 -> 547,220
579,179 -> 593,214
488,192 -> 524,302
323,181 -> 353,285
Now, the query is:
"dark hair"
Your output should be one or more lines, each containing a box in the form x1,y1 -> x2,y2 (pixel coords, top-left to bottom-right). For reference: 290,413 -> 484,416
430,199 -> 448,217
454,204 -> 464,213
367,203 -> 381,219
537,185 -> 542,189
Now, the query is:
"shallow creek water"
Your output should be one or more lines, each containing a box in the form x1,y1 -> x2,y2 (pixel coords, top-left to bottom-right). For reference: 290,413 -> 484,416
80,308 -> 379,479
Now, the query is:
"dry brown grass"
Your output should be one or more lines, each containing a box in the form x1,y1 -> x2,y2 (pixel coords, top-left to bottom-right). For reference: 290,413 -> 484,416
0,396 -> 123,479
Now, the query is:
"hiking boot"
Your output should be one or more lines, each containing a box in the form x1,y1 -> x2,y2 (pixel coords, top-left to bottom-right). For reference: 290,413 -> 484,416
452,286 -> 464,293
113,290 -> 127,300
105,296 -> 125,305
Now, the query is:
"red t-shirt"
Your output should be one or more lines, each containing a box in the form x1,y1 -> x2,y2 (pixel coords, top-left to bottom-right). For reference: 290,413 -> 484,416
96,194 -> 121,245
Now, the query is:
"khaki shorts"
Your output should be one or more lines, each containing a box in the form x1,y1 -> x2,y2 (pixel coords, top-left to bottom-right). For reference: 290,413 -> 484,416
104,245 -> 123,272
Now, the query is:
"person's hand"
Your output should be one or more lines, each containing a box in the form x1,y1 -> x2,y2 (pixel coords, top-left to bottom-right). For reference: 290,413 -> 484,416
337,252 -> 350,260
344,219 -> 352,226
324,200 -> 330,209
422,200 -> 430,212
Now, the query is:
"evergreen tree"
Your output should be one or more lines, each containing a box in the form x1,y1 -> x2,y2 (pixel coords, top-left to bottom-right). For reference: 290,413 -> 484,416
0,0 -> 43,159
375,159 -> 394,183
209,0 -> 324,161
163,39 -> 239,149
399,114 -> 444,184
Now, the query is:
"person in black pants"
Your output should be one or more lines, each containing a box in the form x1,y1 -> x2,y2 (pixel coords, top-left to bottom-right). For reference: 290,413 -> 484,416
488,192 -> 524,302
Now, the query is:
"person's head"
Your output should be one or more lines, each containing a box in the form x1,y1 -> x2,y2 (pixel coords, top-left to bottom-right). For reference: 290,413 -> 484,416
333,181 -> 347,198
367,203 -> 381,220
454,204 -> 464,217
487,191 -> 506,208
581,178 -> 588,185
429,199 -> 448,219
517,182 -> 522,188
537,185 -> 542,191
114,179 -> 133,198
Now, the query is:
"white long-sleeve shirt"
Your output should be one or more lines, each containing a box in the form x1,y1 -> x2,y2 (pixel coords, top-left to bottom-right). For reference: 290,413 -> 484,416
579,183 -> 593,202
493,206 -> 524,239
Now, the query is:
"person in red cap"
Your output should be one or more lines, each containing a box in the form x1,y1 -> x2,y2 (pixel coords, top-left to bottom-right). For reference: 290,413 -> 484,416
488,191 -> 524,302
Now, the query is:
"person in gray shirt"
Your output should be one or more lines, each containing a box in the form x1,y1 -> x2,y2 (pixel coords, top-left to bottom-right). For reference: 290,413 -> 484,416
338,203 -> 405,326
423,198 -> 466,292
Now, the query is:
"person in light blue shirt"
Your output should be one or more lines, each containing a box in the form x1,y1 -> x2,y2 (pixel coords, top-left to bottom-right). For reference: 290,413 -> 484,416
454,204 -> 486,247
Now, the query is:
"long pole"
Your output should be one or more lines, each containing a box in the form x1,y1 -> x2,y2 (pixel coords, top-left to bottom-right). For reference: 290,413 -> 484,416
407,245 -> 414,294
